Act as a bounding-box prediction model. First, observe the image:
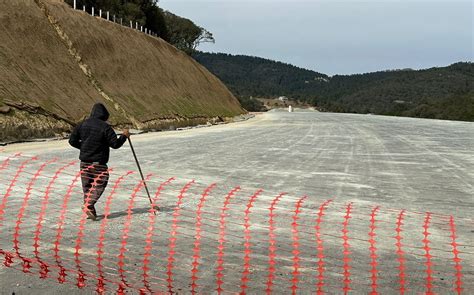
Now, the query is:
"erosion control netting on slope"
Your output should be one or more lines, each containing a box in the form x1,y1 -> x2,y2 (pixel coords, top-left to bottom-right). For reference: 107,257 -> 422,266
0,154 -> 472,294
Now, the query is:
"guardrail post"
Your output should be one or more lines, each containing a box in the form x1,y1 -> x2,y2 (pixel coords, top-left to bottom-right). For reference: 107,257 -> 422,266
83,5 -> 85,12
107,11 -> 110,21
92,7 -> 94,16
73,0 -> 76,9
99,9 -> 102,18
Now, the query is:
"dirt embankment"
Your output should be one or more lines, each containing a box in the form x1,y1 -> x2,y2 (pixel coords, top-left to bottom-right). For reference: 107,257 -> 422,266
0,0 -> 245,142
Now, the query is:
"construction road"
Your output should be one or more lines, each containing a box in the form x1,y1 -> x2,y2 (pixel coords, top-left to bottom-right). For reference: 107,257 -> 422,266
1,110 -> 473,294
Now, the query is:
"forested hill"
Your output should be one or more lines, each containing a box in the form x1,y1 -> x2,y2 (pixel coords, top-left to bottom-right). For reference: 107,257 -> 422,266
193,52 -> 329,97
316,63 -> 473,121
194,52 -> 474,121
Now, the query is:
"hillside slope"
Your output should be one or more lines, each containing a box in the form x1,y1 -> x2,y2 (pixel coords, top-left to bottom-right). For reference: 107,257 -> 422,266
194,52 -> 328,98
0,0 -> 244,142
315,63 -> 474,121
195,52 -> 473,121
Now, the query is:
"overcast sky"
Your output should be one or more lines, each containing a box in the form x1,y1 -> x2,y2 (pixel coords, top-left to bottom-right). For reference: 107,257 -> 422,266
160,0 -> 473,75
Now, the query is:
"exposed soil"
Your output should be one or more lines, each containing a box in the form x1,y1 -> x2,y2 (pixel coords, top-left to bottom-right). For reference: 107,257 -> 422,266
0,0 -> 245,142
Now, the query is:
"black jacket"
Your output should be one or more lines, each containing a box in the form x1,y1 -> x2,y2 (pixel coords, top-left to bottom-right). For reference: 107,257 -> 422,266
69,103 -> 127,164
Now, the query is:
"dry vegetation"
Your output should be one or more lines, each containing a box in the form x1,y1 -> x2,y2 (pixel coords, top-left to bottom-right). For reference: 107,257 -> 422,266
0,0 -> 245,142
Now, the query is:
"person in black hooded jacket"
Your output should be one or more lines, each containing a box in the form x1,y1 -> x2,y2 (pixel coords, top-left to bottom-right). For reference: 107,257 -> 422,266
69,103 -> 130,220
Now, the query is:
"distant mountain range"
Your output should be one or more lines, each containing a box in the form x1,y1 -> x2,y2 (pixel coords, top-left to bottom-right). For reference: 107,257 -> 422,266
194,52 -> 474,121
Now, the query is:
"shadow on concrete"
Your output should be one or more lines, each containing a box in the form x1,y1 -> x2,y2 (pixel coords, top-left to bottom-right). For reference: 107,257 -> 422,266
105,206 -> 174,220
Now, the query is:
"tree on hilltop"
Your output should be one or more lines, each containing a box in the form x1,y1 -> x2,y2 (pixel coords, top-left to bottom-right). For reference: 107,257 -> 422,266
65,0 -> 214,54
163,11 -> 215,55
65,0 -> 169,40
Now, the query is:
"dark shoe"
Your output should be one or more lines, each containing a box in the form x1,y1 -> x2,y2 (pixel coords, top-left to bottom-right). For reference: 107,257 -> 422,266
83,205 -> 98,221
86,210 -> 97,221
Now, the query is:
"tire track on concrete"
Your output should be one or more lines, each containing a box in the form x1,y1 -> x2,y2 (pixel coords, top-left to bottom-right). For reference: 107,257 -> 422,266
202,114 -> 304,186
393,133 -> 473,193
351,123 -> 416,204
333,126 -> 356,199
290,118 -> 334,198
309,115 -> 364,202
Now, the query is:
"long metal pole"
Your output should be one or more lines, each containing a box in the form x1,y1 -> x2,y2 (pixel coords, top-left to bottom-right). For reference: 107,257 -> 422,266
128,137 -> 157,214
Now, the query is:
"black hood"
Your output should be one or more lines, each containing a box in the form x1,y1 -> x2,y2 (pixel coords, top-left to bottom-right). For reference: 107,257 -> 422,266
90,103 -> 110,121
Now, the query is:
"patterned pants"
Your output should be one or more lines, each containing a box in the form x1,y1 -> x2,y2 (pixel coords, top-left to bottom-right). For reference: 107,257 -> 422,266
80,162 -> 109,214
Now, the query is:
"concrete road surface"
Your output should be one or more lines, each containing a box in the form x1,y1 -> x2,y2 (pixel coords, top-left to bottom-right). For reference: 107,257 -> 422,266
1,110 -> 473,294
